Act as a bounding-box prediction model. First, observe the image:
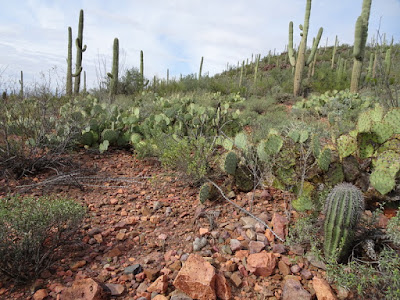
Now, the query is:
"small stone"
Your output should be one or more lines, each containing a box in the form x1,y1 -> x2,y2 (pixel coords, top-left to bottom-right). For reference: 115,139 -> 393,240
143,268 -> 159,281
169,290 -> 193,300
249,241 -> 265,254
70,260 -> 87,271
87,227 -> 102,236
60,278 -> 111,300
227,191 -> 236,199
282,279 -> 311,300
215,272 -> 232,300
153,201 -> 163,211
168,260 -> 182,271
105,283 -> 125,296
247,251 -> 277,277
93,234 -> 103,244
199,227 -> 209,236
147,275 -> 168,294
246,229 -> 256,240
290,244 -> 305,256
290,264 -> 301,273
110,198 -> 118,205
272,243 -> 286,254
306,252 -> 327,270
278,260 -> 291,276
116,231 -> 126,241
230,272 -> 242,287
150,215 -> 160,224
229,239 -> 242,252
312,277 -> 337,300
106,247 -> 122,258
240,216 -> 258,228
152,295 -> 168,300
165,207 -> 172,216
173,254 -> 217,300
33,289 -> 48,300
136,282 -> 149,293
193,237 -> 208,251
300,269 -> 313,280
124,264 -> 142,275
271,213 -> 289,240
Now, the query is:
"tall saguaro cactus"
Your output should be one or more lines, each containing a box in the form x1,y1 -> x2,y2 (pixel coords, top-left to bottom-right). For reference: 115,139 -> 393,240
139,50 -> 149,91
73,9 -> 87,95
350,0 -> 372,93
288,0 -> 323,96
199,56 -> 204,79
19,71 -> 23,99
66,27 -> 73,96
331,35 -> 338,69
107,38 -> 119,102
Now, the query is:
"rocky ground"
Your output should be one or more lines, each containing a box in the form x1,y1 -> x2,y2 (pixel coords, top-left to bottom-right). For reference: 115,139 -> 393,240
0,150 -> 365,299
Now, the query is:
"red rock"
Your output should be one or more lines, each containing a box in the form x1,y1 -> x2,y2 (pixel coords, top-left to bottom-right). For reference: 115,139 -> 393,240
152,295 -> 168,300
60,278 -> 111,300
230,272 -> 242,287
278,260 -> 291,276
106,247 -> 122,257
147,275 -> 168,294
215,272 -> 232,300
246,251 -> 277,277
33,289 -> 48,300
199,227 -> 209,235
104,283 -> 125,296
249,240 -> 265,254
282,279 -> 311,300
70,260 -> 87,271
110,198 -> 118,205
271,213 -> 289,240
173,254 -> 216,300
312,277 -> 337,300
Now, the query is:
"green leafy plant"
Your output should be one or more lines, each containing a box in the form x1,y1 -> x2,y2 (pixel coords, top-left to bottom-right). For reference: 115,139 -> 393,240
0,195 -> 85,282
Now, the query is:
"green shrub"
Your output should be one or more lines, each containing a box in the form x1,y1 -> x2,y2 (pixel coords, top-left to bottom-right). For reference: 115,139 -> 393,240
326,247 -> 400,299
0,195 -> 85,282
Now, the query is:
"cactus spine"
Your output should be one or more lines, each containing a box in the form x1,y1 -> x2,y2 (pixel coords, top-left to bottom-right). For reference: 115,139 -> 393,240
107,38 -> 119,102
324,183 -> 364,261
288,0 -> 323,96
19,71 -> 23,99
331,35 -> 338,69
199,56 -> 204,79
350,0 -> 372,93
73,9 -> 86,95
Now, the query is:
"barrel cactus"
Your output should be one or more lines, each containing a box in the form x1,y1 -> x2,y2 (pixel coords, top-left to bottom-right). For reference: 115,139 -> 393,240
324,183 -> 364,261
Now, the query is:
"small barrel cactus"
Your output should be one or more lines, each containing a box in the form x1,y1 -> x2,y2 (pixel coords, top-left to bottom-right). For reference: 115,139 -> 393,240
324,183 -> 364,261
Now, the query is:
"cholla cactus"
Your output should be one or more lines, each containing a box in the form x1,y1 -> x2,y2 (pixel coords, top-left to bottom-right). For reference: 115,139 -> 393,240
324,183 -> 364,261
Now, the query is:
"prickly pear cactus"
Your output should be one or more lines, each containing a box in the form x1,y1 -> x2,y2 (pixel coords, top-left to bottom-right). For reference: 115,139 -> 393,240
224,151 -> 239,175
234,166 -> 254,192
102,129 -> 119,144
337,134 -> 357,159
318,147 -> 332,172
324,183 -> 364,261
199,182 -> 218,204
370,150 -> 400,195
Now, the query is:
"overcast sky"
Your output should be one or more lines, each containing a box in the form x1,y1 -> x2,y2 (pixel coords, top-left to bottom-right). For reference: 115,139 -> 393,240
0,0 -> 399,91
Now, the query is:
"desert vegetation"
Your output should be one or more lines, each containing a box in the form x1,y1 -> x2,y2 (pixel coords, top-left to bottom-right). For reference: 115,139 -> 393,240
0,0 -> 399,299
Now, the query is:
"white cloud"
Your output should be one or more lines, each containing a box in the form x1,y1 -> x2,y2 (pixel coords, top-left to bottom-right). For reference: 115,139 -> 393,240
0,0 -> 399,91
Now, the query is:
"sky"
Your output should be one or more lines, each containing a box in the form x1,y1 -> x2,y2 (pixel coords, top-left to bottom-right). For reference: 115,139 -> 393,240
0,0 -> 399,92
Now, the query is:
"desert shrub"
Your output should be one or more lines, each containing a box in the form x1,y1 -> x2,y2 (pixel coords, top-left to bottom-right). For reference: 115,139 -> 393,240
285,214 -> 321,247
326,247 -> 400,299
159,136 -> 212,182
387,211 -> 400,246
0,195 -> 85,283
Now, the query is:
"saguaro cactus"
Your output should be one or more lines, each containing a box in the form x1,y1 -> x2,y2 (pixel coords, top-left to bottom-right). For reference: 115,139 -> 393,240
239,61 -> 244,87
324,183 -> 364,261
350,0 -> 372,93
66,27 -> 73,96
73,9 -> 87,95
83,71 -> 87,94
199,56 -> 204,79
139,50 -> 149,91
331,35 -> 338,69
19,71 -> 23,99
254,54 -> 260,85
288,0 -> 323,96
107,38 -> 119,102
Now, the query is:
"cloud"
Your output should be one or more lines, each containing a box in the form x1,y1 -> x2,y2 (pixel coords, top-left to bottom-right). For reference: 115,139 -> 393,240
0,0 -> 399,91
